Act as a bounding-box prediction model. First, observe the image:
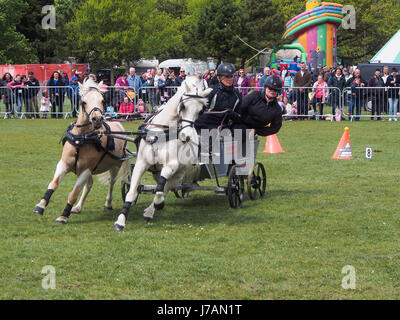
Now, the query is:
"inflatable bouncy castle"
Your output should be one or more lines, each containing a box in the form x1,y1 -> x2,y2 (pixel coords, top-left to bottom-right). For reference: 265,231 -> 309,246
270,0 -> 344,72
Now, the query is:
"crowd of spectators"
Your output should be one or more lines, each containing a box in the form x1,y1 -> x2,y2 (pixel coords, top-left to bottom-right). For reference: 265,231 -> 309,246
252,64 -> 400,121
1,64 -> 399,121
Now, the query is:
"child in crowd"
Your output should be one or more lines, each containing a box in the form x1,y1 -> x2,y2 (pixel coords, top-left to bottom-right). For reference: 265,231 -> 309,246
137,99 -> 147,117
283,96 -> 296,120
119,96 -> 134,116
40,91 -> 51,118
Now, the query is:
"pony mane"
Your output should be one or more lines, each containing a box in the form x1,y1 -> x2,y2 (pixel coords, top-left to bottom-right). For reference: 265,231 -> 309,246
151,76 -> 207,124
80,79 -> 102,97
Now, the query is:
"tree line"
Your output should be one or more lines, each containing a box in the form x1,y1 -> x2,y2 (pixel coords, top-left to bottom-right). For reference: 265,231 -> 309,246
1,0 -> 399,68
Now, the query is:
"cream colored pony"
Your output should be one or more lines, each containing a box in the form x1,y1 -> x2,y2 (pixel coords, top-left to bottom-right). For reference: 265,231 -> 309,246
33,79 -> 130,223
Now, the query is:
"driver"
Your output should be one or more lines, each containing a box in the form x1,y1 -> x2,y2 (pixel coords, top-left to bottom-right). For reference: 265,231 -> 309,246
194,62 -> 242,132
239,74 -> 283,137
194,62 -> 248,155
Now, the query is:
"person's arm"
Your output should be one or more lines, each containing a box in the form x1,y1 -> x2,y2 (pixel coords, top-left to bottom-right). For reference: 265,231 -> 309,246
257,105 -> 282,136
305,73 -> 312,87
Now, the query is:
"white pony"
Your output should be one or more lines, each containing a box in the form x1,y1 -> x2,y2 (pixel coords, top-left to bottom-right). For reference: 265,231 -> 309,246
112,76 -> 213,230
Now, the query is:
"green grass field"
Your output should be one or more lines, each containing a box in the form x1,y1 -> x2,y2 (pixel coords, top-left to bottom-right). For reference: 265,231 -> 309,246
0,118 -> 399,299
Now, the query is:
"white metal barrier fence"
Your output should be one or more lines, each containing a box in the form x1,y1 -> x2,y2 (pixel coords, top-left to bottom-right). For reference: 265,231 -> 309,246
0,86 -> 76,119
342,86 -> 400,121
2,84 -> 399,121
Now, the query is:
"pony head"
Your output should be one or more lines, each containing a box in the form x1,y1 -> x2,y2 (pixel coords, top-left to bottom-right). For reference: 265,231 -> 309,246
78,79 -> 105,129
177,76 -> 212,143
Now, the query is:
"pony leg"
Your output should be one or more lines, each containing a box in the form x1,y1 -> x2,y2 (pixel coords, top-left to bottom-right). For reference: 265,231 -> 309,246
104,167 -> 119,210
143,181 -> 172,222
56,169 -> 91,224
71,175 -> 94,213
154,160 -> 180,208
113,160 -> 149,231
33,160 -> 69,215
143,161 -> 180,222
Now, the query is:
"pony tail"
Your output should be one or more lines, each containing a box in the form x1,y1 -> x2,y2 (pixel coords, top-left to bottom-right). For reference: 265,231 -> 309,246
97,160 -> 131,185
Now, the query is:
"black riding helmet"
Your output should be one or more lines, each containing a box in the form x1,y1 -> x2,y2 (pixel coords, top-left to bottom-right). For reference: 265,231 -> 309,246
264,74 -> 283,91
216,62 -> 236,77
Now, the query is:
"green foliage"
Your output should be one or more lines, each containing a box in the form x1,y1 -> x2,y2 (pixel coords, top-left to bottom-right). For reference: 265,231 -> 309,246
3,0 -> 400,67
0,0 -> 37,63
240,0 -> 286,66
68,0 -> 142,69
335,0 -> 400,64
187,0 -> 246,64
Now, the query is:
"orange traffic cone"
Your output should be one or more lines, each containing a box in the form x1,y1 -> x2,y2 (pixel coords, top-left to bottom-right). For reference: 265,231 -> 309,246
331,127 -> 353,159
263,134 -> 285,154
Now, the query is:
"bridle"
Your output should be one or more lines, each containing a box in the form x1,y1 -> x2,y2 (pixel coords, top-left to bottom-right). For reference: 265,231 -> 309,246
76,87 -> 105,128
177,90 -> 207,133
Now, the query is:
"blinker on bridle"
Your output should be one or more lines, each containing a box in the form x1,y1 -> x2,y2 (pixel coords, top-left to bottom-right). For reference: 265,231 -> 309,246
177,92 -> 207,133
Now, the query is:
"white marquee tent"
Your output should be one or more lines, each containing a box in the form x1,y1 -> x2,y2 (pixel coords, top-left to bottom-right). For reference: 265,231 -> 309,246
370,30 -> 400,64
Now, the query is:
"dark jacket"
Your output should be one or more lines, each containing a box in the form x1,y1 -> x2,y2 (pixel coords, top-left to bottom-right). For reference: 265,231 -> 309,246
329,75 -> 347,103
24,77 -> 40,98
239,91 -> 282,137
328,75 -> 346,90
385,75 -> 400,99
194,83 -> 242,130
350,80 -> 366,100
1,79 -> 13,103
346,75 -> 366,87
207,76 -> 219,88
293,70 -> 312,88
47,78 -> 65,98
368,76 -> 385,97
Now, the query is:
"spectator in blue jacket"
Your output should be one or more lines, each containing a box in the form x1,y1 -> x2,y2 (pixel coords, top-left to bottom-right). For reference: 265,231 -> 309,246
67,76 -> 80,117
47,71 -> 64,118
258,67 -> 271,88
127,67 -> 142,93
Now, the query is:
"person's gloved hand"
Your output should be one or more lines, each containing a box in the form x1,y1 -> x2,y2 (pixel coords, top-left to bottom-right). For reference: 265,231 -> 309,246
226,109 -> 241,123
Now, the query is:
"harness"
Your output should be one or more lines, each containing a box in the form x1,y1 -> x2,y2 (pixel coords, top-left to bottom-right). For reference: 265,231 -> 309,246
134,93 -> 205,145
62,121 -> 127,173
60,86 -> 132,173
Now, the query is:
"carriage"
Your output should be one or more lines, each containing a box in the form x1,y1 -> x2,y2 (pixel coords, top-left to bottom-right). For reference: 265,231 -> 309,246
121,134 -> 267,209
33,76 -> 268,230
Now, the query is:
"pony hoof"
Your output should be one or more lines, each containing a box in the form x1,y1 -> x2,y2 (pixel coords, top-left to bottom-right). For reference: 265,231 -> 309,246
71,207 -> 81,214
56,217 -> 68,224
143,217 -> 152,223
33,206 -> 44,215
104,206 -> 113,211
113,224 -> 124,231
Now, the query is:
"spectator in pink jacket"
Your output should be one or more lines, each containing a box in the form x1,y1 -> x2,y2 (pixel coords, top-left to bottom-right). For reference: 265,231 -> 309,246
234,69 -> 251,96
115,72 -> 130,88
310,75 -> 329,120
7,74 -> 25,119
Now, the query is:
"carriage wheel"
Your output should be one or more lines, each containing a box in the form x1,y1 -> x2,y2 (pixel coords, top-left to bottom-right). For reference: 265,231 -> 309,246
247,162 -> 266,200
227,165 -> 244,209
121,163 -> 134,202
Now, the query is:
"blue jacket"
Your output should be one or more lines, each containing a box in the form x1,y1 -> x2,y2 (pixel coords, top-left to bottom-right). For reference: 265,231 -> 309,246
127,74 -> 142,92
67,82 -> 80,99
